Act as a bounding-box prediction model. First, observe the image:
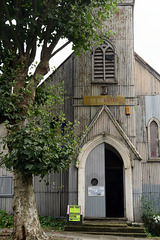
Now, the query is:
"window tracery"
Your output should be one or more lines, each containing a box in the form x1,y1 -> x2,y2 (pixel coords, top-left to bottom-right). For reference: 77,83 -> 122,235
92,40 -> 116,83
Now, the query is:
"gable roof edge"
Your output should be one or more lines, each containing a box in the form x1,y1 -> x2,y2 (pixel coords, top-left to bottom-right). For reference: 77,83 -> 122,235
81,105 -> 142,160
134,52 -> 160,81
104,106 -> 142,160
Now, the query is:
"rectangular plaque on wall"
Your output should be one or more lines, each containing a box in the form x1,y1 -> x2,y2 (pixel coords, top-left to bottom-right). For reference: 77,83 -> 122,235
83,95 -> 125,106
88,186 -> 104,197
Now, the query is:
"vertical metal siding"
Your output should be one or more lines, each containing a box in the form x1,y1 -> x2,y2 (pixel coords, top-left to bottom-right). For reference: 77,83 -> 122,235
145,95 -> 160,125
135,59 -> 160,96
68,161 -> 78,205
132,160 -> 142,222
34,171 -> 68,217
0,177 -> 13,196
142,163 -> 160,212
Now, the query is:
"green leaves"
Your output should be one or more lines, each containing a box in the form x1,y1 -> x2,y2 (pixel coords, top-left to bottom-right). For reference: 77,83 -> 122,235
0,0 -> 118,66
1,83 -> 80,178
0,0 -> 118,125
0,209 -> 14,228
0,0 -> 117,178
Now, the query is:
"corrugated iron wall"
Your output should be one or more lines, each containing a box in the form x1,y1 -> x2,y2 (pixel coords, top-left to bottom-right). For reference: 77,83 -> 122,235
34,171 -> 69,217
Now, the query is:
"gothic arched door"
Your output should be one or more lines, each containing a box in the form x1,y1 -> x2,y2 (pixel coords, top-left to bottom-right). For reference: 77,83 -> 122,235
85,143 -> 124,218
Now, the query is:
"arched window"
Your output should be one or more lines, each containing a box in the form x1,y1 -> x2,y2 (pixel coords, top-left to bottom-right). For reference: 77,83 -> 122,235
148,119 -> 160,159
92,40 -> 116,83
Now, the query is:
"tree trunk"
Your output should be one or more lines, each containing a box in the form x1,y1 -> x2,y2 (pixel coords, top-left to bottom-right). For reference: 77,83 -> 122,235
12,170 -> 48,240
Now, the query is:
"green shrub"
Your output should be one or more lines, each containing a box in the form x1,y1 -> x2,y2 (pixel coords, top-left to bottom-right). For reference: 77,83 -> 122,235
0,209 -> 14,228
39,216 -> 65,230
0,209 -> 65,230
141,195 -> 160,236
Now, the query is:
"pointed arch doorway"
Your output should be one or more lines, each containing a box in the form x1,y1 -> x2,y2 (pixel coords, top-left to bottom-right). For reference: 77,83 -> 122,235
105,145 -> 124,217
85,143 -> 124,218
77,135 -> 134,221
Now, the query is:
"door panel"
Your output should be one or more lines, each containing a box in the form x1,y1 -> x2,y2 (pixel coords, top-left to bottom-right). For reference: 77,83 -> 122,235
85,143 -> 106,217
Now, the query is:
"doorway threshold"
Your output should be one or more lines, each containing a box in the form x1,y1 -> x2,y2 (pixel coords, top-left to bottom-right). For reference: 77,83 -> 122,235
84,217 -> 127,222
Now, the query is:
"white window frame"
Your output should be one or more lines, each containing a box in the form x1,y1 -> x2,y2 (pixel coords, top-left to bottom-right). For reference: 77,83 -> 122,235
147,118 -> 160,160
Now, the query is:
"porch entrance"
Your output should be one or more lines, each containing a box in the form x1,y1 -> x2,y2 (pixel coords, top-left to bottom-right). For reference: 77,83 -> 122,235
85,143 -> 124,218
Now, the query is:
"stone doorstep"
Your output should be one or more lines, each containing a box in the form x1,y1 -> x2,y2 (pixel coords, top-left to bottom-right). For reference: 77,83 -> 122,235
65,229 -> 147,238
81,231 -> 147,238
65,220 -> 147,238
83,221 -> 145,228
83,221 -> 128,227
84,217 -> 127,222
65,225 -> 146,233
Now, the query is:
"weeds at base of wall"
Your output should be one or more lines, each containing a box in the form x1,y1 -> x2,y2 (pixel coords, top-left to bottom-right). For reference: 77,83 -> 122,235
0,210 -> 14,228
141,195 -> 160,236
39,216 -> 65,230
0,209 -> 65,231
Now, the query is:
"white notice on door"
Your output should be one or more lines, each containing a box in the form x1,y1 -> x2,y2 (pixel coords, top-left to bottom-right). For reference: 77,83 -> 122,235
88,186 -> 104,196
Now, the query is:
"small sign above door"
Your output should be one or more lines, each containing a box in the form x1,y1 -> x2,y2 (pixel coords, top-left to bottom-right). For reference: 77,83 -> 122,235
88,186 -> 104,197
83,95 -> 125,106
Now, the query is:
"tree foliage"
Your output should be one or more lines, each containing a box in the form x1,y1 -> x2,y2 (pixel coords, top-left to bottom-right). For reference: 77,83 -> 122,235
1,84 -> 80,177
0,0 -> 118,176
0,1 -> 118,238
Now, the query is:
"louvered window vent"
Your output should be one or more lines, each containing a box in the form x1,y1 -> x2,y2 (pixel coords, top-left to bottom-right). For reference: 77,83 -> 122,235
93,42 -> 115,83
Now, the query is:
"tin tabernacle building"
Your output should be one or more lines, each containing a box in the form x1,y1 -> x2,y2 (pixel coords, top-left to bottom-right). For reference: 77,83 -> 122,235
1,0 -> 160,222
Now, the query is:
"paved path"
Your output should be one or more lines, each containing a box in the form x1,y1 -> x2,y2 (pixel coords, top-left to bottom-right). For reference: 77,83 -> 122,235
47,231 -> 160,240
1,229 -> 160,240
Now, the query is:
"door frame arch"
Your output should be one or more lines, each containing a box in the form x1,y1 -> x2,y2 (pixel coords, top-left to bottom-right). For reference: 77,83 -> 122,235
77,134 -> 134,221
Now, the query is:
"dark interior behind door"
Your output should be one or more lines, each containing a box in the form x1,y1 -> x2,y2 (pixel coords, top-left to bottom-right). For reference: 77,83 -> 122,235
105,148 -> 124,217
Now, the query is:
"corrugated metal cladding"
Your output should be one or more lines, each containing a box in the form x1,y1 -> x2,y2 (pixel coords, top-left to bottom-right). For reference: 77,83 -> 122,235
0,177 -> 13,196
85,143 -> 106,217
34,171 -> 69,217
145,95 -> 160,125
142,163 -> 160,212
132,160 -> 142,221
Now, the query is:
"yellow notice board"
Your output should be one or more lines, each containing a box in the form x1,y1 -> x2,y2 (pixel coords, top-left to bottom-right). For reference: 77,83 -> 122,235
69,205 -> 81,222
83,95 -> 125,106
